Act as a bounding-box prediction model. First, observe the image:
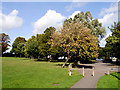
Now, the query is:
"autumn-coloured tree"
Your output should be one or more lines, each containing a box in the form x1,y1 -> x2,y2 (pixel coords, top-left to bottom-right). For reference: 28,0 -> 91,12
50,23 -> 98,68
64,11 -> 106,40
0,33 -> 10,56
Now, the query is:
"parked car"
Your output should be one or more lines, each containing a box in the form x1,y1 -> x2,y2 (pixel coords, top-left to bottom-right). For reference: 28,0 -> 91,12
112,57 -> 117,62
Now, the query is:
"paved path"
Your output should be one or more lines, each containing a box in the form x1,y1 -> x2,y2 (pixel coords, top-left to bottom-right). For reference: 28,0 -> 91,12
70,62 -> 119,88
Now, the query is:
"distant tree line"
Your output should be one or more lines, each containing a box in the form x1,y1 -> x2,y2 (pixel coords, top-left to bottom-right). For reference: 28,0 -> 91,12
2,11 -> 119,66
98,22 -> 120,62
0,33 -> 10,56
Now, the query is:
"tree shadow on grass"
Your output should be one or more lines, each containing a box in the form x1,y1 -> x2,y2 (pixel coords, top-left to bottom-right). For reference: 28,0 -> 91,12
110,72 -> 120,80
80,61 -> 96,64
35,59 -> 49,62
35,59 -> 66,63
50,60 -> 66,62
56,63 -> 93,69
73,64 -> 93,69
55,63 -> 69,67
22,58 -> 31,60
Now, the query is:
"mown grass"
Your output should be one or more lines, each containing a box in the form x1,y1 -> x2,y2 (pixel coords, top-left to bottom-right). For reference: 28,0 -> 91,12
110,72 -> 120,80
2,57 -> 83,88
97,72 -> 119,88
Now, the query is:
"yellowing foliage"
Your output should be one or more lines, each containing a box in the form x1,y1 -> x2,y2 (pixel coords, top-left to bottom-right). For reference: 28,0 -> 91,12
50,23 -> 98,66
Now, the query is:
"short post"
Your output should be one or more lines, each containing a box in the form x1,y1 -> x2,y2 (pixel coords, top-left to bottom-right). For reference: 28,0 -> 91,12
82,67 -> 84,76
78,61 -> 81,65
107,70 -> 110,75
69,69 -> 72,76
68,64 -> 72,76
69,63 -> 72,69
106,68 -> 110,75
92,67 -> 95,76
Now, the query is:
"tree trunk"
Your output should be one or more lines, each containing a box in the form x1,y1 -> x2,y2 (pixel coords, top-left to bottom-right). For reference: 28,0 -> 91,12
62,58 -> 69,68
0,52 -> 2,57
74,59 -> 78,66
78,61 -> 81,65
31,56 -> 34,61
20,54 -> 21,58
64,56 -> 66,60
62,50 -> 70,68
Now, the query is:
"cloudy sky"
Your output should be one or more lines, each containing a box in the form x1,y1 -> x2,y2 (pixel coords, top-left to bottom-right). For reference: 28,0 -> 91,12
0,1 -> 118,52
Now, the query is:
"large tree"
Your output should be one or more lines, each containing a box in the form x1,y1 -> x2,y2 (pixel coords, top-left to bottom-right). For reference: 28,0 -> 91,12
0,33 -> 10,56
105,22 -> 120,59
11,37 -> 26,57
37,27 -> 56,58
64,11 -> 106,40
98,47 -> 107,59
50,23 -> 98,68
24,36 -> 39,58
24,27 -> 56,59
16,43 -> 25,57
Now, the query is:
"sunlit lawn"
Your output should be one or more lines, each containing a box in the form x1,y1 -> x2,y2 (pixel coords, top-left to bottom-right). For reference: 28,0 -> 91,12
97,72 -> 119,88
2,57 -> 83,88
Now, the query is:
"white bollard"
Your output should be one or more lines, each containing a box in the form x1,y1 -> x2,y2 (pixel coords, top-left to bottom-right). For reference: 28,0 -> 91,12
107,70 -> 110,75
92,67 -> 94,76
106,68 -> 110,75
83,67 -> 84,76
69,64 -> 72,69
68,64 -> 72,76
69,70 -> 72,76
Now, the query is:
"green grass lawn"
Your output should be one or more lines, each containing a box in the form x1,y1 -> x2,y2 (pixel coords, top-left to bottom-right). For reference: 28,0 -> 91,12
97,72 -> 119,88
2,57 -> 83,88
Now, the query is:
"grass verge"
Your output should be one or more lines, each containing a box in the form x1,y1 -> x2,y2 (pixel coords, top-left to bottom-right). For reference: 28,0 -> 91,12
2,57 -> 83,88
97,72 -> 119,88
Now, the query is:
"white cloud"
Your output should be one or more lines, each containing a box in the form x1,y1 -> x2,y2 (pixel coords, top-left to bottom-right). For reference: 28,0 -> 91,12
65,2 -> 87,12
69,11 -> 80,19
98,3 -> 118,27
99,32 -> 112,47
56,22 -> 63,30
0,9 -> 23,31
33,10 -> 66,34
98,3 -> 118,47
99,3 -> 118,16
98,13 -> 118,27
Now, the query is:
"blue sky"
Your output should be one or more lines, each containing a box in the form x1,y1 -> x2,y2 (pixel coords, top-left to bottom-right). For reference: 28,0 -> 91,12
0,2 -> 118,52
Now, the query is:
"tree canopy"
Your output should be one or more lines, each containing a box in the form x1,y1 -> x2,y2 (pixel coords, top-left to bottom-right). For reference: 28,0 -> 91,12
11,37 -> 26,57
105,22 -> 120,59
24,27 -> 56,59
50,23 -> 98,67
6,11 -> 108,65
0,33 -> 10,56
24,36 -> 39,58
38,27 -> 56,58
64,11 -> 106,40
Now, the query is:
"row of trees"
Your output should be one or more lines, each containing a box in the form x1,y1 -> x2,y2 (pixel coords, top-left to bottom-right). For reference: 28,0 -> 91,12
2,11 -> 119,66
0,33 -> 10,56
24,27 -> 56,59
10,27 -> 56,58
9,11 -> 106,67
11,37 -> 26,57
